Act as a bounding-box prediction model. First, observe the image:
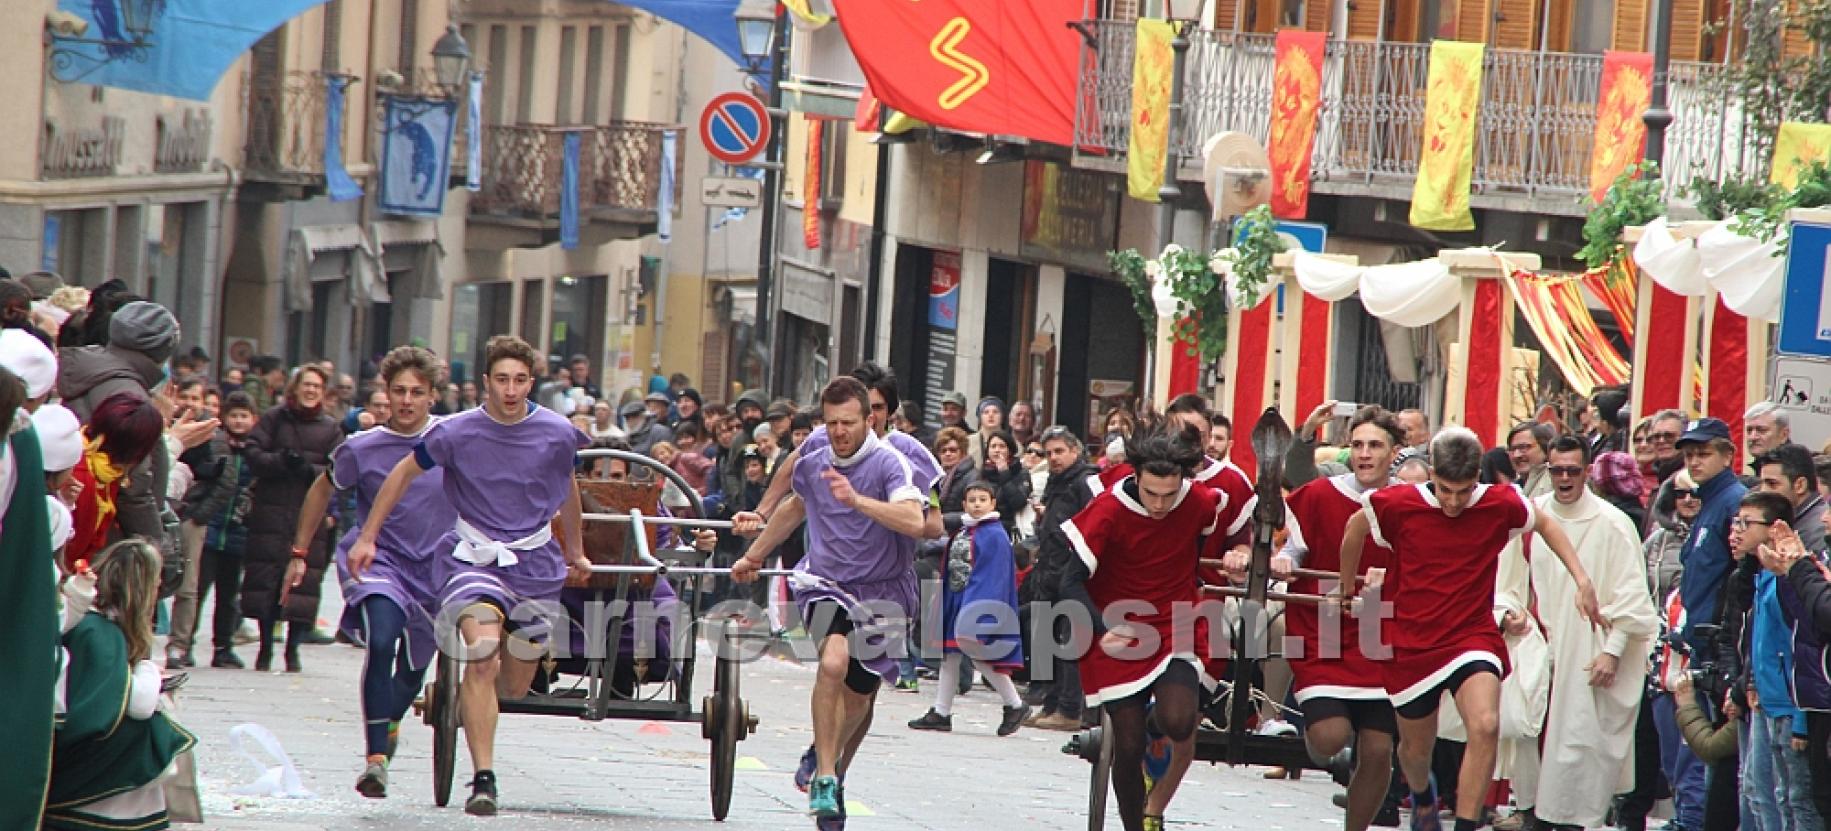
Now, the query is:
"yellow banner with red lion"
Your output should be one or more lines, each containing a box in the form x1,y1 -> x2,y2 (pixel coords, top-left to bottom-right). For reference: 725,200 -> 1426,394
1410,40 -> 1484,232
1126,19 -> 1176,202
1588,51 -> 1653,203
1269,30 -> 1326,219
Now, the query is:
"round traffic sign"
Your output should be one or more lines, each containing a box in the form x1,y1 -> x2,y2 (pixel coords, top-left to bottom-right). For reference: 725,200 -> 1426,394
699,91 -> 771,166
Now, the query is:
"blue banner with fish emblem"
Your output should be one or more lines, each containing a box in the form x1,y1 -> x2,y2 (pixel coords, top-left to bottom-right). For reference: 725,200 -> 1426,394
378,95 -> 458,217
53,0 -> 333,100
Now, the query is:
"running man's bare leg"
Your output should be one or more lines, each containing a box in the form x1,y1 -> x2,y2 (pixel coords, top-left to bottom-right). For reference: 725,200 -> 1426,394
1394,708 -> 1440,797
812,634 -> 872,778
838,696 -> 874,777
458,610 -> 504,772
1450,673 -> 1501,822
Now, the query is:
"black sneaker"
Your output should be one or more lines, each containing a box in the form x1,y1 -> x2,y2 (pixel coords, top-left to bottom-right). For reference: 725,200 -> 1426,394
906,709 -> 952,732
998,705 -> 1031,736
466,770 -> 499,816
211,649 -> 244,669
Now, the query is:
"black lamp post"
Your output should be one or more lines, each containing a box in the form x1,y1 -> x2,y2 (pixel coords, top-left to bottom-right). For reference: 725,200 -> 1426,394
1642,0 -> 1674,167
432,24 -> 473,94
735,0 -> 786,393
1147,0 -> 1199,404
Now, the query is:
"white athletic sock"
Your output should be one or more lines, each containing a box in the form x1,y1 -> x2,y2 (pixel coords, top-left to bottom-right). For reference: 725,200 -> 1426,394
934,657 -> 961,716
975,660 -> 1024,708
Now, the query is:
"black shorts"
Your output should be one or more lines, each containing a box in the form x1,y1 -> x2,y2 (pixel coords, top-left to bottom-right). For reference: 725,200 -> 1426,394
1300,696 -> 1398,736
1106,660 -> 1202,711
806,601 -> 883,696
1394,660 -> 1502,721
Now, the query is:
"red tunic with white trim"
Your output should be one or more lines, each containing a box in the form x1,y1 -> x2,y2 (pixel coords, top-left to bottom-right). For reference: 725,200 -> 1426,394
1364,482 -> 1533,705
1099,458 -> 1255,583
1064,479 -> 1224,706
1283,475 -> 1394,702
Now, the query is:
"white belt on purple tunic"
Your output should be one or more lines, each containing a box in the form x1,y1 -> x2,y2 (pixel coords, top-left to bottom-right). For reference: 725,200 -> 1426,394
451,518 -> 551,569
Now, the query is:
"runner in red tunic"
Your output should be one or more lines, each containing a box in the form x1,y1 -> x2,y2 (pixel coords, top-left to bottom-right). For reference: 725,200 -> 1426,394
1339,427 -> 1605,831
1269,405 -> 1404,831
1060,426 -> 1222,831
1095,395 -> 1254,585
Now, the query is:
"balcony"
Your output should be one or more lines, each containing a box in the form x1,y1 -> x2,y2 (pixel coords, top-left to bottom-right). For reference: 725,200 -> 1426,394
1073,22 -> 1759,215
469,123 -> 677,248
243,70 -> 331,199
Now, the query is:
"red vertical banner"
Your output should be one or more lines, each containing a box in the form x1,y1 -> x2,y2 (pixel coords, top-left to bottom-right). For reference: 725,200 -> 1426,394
1295,291 -> 1332,419
1638,282 -> 1687,418
1230,303 -> 1275,472
1269,30 -> 1327,219
1463,280 -> 1505,448
1708,297 -> 1748,469
804,118 -> 824,250
1169,340 -> 1201,398
1588,51 -> 1654,203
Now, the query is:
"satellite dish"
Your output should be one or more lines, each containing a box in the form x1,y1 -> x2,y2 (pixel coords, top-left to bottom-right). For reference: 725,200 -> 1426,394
1201,131 -> 1272,220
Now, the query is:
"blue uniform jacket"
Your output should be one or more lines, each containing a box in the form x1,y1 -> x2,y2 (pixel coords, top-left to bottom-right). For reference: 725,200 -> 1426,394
1678,471 -> 1746,648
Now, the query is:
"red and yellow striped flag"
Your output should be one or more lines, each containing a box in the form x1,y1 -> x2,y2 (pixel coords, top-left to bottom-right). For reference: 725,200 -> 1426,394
1772,122 -> 1831,188
1269,30 -> 1326,219
1410,41 -> 1484,231
1127,19 -> 1176,202
1587,51 -> 1653,203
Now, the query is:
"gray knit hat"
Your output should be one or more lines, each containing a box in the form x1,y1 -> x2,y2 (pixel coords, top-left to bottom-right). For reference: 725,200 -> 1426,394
108,301 -> 180,364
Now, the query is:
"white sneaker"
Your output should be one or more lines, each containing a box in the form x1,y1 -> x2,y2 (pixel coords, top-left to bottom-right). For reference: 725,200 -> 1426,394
1254,718 -> 1297,737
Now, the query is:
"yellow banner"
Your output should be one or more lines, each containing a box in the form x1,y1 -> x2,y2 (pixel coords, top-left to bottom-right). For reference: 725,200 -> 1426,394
1127,19 -> 1175,202
782,0 -> 831,27
1410,40 -> 1484,232
1771,122 -> 1831,189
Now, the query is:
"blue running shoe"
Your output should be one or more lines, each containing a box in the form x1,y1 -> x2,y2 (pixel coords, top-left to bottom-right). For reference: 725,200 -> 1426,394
815,785 -> 847,829
795,745 -> 817,793
808,776 -> 842,818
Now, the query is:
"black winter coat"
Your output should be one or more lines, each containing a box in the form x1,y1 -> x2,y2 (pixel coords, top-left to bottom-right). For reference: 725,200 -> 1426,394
239,406 -> 342,623
1024,459 -> 1099,604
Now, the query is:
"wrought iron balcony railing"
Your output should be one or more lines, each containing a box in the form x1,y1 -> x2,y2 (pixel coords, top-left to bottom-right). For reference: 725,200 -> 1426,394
1073,21 -> 1761,208
471,123 -> 675,220
243,70 -> 329,180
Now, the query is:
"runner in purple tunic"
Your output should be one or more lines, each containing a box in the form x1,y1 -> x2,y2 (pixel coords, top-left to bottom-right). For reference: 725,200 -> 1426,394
731,376 -> 929,824
289,346 -> 453,799
349,336 -> 592,817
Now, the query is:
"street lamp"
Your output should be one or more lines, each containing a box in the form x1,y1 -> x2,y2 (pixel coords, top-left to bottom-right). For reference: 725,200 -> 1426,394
1641,0 -> 1674,168
1147,0 -> 1201,407
735,0 -> 777,76
431,24 -> 472,93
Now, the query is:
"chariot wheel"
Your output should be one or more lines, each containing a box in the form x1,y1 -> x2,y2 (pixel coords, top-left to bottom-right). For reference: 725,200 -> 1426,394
706,623 -> 744,820
1087,709 -> 1113,831
429,652 -> 461,807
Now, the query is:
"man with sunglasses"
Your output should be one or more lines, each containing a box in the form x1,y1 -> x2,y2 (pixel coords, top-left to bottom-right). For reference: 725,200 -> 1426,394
1502,436 -> 1658,829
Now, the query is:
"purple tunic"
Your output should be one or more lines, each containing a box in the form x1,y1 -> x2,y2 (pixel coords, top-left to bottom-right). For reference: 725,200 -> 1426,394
418,404 -> 590,643
791,429 -> 927,683
331,419 -> 455,669
801,426 -> 941,493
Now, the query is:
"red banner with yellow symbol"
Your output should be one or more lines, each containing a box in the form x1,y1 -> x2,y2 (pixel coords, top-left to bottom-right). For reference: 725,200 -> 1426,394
1588,51 -> 1653,204
831,0 -> 1081,146
1126,19 -> 1175,202
1269,30 -> 1326,219
1410,41 -> 1484,232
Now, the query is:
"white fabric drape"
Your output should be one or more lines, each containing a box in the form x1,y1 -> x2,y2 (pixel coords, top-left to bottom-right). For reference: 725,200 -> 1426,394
1289,252 -> 1459,326
1696,221 -> 1784,322
1632,216 -> 1709,298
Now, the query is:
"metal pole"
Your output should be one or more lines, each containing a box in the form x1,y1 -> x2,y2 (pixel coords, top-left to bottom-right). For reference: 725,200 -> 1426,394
753,7 -> 789,394
1148,21 -> 1191,405
1642,0 -> 1675,168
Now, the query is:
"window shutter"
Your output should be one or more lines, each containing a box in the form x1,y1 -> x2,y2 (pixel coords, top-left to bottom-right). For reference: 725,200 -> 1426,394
1611,0 -> 1647,50
1305,0 -> 1332,32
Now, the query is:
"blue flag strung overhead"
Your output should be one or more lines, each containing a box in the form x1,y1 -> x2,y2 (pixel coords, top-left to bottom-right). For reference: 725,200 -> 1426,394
611,0 -> 764,79
379,96 -> 457,217
561,132 -> 582,251
324,75 -> 363,202
53,0 -> 333,100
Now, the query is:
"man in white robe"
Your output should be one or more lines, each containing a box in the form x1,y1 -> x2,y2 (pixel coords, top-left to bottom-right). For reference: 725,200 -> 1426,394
1518,437 -> 1659,828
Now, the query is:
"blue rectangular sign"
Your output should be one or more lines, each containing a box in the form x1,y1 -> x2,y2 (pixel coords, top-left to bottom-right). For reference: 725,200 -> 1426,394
1779,222 -> 1831,358
1232,219 -> 1328,254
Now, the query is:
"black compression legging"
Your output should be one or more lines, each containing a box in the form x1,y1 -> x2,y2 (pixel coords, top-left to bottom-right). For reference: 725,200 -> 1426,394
1104,660 -> 1201,831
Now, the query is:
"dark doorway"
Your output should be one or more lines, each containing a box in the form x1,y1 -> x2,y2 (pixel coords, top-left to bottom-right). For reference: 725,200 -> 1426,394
888,245 -> 934,419
981,258 -> 1028,405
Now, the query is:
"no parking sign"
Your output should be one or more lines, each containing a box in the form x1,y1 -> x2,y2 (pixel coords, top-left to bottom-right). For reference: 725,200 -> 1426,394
699,91 -> 770,165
